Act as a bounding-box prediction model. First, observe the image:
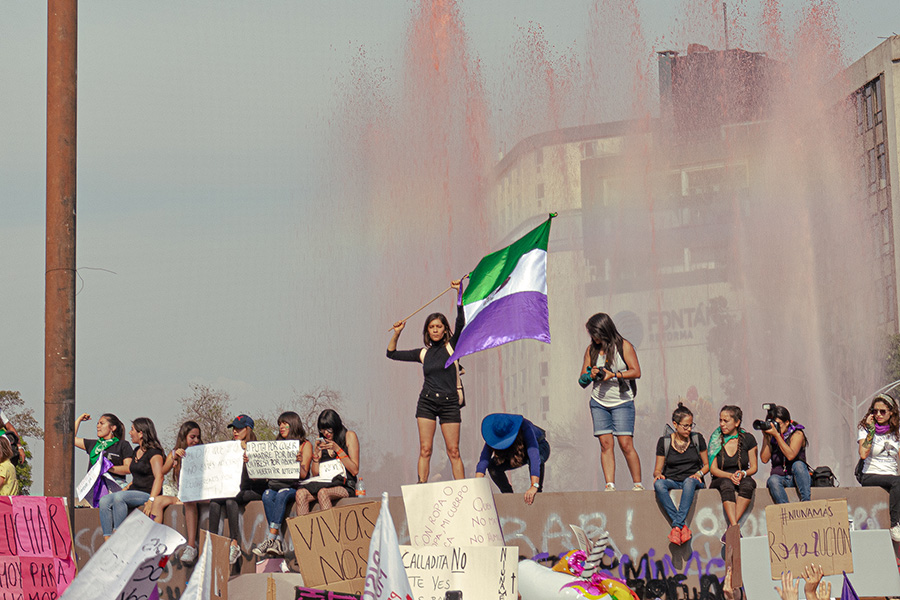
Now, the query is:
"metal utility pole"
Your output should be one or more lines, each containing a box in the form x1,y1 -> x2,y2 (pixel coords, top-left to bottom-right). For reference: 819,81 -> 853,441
723,2 -> 730,50
45,0 -> 77,507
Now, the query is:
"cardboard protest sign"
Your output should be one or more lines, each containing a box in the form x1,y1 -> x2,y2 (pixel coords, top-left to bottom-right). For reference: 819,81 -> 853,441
0,496 -> 77,599
178,440 -> 244,502
287,501 -> 379,595
295,586 -> 360,599
742,530 -> 900,600
764,498 -> 852,578
247,440 -> 302,480
401,477 -> 503,547
399,545 -> 518,600
60,510 -> 185,600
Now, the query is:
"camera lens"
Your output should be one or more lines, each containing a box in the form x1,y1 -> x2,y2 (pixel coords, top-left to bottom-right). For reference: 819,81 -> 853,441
752,419 -> 767,430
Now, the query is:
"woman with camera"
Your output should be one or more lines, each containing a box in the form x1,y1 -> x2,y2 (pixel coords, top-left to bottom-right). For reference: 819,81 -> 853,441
857,393 -> 900,541
580,312 -> 643,491
709,405 -> 758,529
759,405 -> 811,504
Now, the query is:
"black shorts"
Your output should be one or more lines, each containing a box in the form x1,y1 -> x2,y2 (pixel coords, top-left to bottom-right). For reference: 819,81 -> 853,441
416,390 -> 462,424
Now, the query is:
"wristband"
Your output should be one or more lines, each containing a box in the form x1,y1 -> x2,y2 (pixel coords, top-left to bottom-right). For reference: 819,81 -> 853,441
530,483 -> 540,490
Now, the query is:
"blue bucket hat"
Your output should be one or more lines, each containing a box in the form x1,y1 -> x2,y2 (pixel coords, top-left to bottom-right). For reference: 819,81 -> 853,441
481,413 -> 524,450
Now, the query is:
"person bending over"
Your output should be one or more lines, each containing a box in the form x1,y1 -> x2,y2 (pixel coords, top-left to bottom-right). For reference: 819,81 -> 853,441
476,413 -> 550,505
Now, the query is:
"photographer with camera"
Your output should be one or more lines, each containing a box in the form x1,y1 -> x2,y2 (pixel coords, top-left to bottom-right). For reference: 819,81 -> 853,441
757,404 -> 811,504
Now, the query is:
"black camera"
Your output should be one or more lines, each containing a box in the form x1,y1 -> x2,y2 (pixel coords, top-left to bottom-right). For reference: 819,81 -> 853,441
752,403 -> 777,431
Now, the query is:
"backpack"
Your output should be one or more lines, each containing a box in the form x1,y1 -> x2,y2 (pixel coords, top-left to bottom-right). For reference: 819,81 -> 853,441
660,424 -> 702,479
420,344 -> 465,407
810,466 -> 837,487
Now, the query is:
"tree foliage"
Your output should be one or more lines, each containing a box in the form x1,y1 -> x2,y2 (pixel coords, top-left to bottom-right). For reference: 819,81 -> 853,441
169,384 -> 347,447
172,384 -> 234,444
0,391 -> 43,496
705,297 -> 748,404
277,386 -> 346,436
884,333 -> 900,385
0,391 -> 44,440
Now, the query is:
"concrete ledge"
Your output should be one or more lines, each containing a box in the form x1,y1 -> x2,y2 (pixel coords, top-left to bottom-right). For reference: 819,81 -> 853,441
72,486 -> 893,599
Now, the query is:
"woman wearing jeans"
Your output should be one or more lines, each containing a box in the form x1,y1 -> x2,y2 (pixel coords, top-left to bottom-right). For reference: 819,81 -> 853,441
760,405 -> 811,504
253,411 -> 312,558
97,418 -> 165,539
653,403 -> 708,545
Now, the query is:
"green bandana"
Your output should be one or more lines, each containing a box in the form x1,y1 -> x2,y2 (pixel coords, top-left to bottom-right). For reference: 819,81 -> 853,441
707,427 -> 739,468
89,437 -> 119,466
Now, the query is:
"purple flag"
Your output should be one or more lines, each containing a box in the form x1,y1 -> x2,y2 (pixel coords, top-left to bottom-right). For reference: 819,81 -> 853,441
841,571 -> 859,600
90,455 -> 121,508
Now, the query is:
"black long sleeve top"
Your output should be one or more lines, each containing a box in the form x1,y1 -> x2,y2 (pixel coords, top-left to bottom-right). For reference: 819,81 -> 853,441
386,303 -> 465,396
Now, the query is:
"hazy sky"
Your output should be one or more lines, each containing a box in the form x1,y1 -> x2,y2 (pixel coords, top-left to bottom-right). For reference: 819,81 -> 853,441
2,0 -> 898,493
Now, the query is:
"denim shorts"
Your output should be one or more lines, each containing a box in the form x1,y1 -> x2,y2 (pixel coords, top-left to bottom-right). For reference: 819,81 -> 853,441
590,400 -> 635,436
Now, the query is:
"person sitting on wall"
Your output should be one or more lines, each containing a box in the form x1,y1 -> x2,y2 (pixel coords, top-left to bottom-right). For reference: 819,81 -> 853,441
759,404 -> 811,504
476,413 -> 550,505
709,405 -> 758,530
653,402 -> 709,545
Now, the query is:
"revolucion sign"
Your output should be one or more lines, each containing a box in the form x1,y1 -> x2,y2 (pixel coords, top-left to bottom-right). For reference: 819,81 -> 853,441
765,499 -> 852,579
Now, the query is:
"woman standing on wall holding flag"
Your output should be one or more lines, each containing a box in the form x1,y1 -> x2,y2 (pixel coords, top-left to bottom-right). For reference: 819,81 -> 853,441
387,278 -> 465,483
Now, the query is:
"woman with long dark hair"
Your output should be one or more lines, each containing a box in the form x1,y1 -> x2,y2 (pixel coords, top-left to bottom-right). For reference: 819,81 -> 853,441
207,414 -> 268,567
760,405 -> 811,504
253,411 -> 312,558
147,420 -> 204,563
580,312 -> 642,491
97,417 -> 165,539
475,413 -> 550,505
857,393 -> 900,541
295,409 -> 360,514
653,402 -> 708,545
74,412 -> 133,489
387,279 -> 466,483
709,406 -> 758,529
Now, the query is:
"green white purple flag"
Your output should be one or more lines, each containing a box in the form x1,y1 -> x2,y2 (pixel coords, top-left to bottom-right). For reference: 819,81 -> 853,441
446,215 -> 553,367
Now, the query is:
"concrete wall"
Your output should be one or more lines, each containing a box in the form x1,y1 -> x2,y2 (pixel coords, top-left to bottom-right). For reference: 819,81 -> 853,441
72,486 -> 893,600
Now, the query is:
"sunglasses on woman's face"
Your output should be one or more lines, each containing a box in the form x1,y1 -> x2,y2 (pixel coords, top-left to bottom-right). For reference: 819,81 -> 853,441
873,408 -> 891,416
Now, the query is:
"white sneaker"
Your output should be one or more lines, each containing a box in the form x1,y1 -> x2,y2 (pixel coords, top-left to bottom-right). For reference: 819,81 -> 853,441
890,523 -> 900,542
604,483 -> 616,491
180,545 -> 198,565
632,483 -> 645,491
229,542 -> 241,564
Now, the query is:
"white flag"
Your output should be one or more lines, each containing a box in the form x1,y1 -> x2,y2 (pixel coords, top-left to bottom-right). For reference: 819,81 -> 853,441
181,532 -> 213,600
362,492 -> 414,600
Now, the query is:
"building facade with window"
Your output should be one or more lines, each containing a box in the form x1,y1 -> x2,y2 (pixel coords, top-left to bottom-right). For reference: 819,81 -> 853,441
473,39 -> 900,490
